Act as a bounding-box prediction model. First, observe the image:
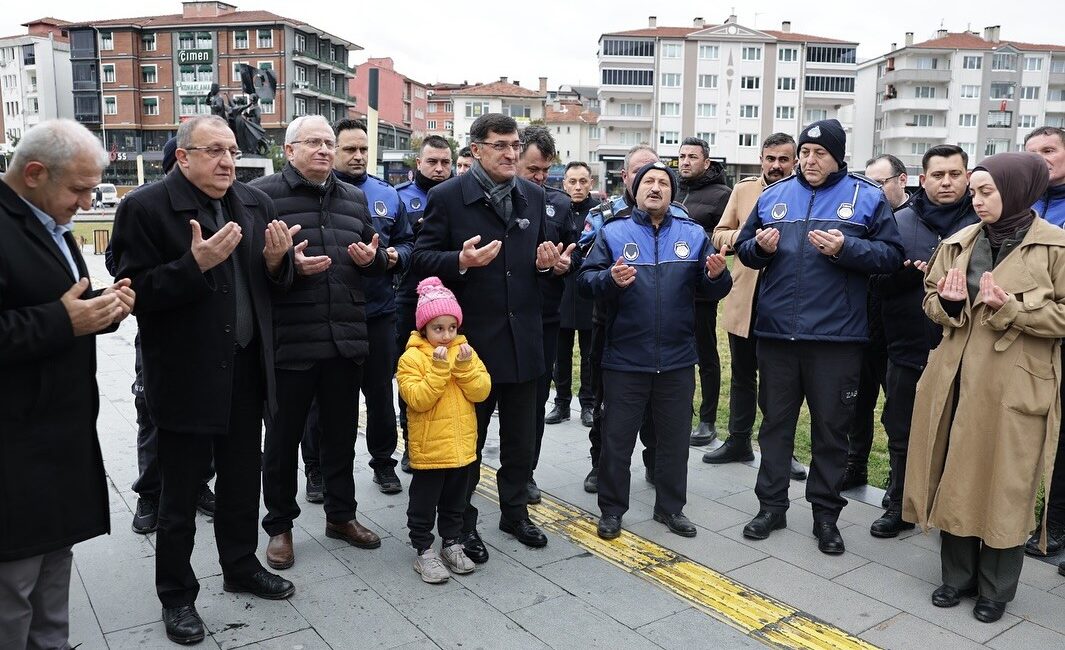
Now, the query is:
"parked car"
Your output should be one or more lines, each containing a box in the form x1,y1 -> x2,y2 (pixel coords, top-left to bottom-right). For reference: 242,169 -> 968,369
92,183 -> 118,209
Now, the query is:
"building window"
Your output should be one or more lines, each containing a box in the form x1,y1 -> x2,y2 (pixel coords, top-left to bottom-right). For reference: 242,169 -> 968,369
992,53 -> 1016,71
99,31 -> 113,50
987,110 -> 1013,128
698,44 -> 718,60
1049,88 -> 1065,101
659,102 -> 680,116
179,96 -> 210,116
104,96 -> 117,115
619,103 -> 643,116
806,75 -> 855,93
739,105 -> 759,118
445,120 -> 453,130
698,74 -> 718,89
141,65 -> 157,84
507,104 -> 531,118
779,48 -> 798,62
914,57 -> 938,70
989,83 -> 1014,99
1019,114 -> 1038,129
1020,86 -> 1040,100
1053,59 -> 1065,74
696,132 -> 716,146
696,103 -> 716,117
777,77 -> 796,91
660,73 -> 681,87
427,119 -> 437,130
740,76 -> 760,90
775,105 -> 795,119
196,32 -> 212,49
234,30 -> 249,49
959,142 -> 976,157
911,141 -> 930,155
962,55 -> 982,69
661,43 -> 681,59
738,133 -> 758,147
805,108 -> 828,123
233,62 -> 251,82
659,131 -> 679,145
1024,56 -> 1042,71
258,61 -> 273,72
874,117 -> 883,130
178,32 -> 195,49
465,101 -> 489,118
958,113 -> 978,127
912,114 -> 935,127
142,33 -> 156,51
295,65 -> 307,82
601,39 -> 654,57
295,97 -> 307,116
914,85 -> 936,98
589,127 -> 601,139
960,84 -> 980,98
601,68 -> 654,86
742,46 -> 762,61
259,99 -> 274,114
294,33 -> 306,52
806,46 -> 856,64
142,97 -> 159,116
985,139 -> 1010,155
619,130 -> 645,146
258,29 -> 273,48
102,64 -> 115,83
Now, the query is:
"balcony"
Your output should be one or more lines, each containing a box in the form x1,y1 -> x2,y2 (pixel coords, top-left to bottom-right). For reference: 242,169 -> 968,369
1049,72 -> 1065,86
1047,100 -> 1065,114
881,97 -> 951,112
291,48 -> 354,74
599,113 -> 652,125
291,80 -> 357,104
881,68 -> 952,85
880,125 -> 949,140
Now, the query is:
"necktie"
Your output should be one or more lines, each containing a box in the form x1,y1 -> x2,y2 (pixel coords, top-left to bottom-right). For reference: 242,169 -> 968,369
211,199 -> 253,347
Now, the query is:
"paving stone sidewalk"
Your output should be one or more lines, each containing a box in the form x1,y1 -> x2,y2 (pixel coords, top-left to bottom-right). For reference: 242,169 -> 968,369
71,251 -> 1065,648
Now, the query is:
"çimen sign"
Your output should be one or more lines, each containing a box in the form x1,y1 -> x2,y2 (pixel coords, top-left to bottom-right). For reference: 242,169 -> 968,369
178,49 -> 213,65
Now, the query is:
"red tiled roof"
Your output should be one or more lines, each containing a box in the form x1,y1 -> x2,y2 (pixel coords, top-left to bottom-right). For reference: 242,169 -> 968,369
451,80 -> 545,98
763,30 -> 855,45
602,25 -> 854,44
21,17 -> 72,26
544,102 -> 599,125
908,31 -> 1065,52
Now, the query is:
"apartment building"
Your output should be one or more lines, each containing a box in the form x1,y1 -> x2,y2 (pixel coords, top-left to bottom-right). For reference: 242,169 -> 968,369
425,81 -> 469,140
449,77 -> 548,145
544,98 -> 603,185
64,1 -> 361,185
350,57 -> 427,138
596,15 -> 858,192
0,18 -> 74,153
854,26 -> 1065,178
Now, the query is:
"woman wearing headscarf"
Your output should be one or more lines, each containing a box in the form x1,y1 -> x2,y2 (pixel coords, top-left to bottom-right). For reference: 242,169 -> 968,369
903,152 -> 1065,623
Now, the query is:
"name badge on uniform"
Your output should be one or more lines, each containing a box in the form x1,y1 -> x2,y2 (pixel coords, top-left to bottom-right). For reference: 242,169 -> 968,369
837,204 -> 854,220
411,198 -> 421,210
771,203 -> 788,220
623,242 -> 639,261
674,241 -> 691,259
374,200 -> 388,217
546,204 -> 556,217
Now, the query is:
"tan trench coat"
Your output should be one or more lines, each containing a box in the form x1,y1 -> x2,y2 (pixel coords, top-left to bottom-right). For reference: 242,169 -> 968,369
712,176 -> 766,338
903,217 -> 1065,549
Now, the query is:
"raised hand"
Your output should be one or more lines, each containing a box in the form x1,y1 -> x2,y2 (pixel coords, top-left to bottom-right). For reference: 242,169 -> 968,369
553,242 -> 577,274
979,271 -> 1009,310
433,345 -> 449,362
101,277 -> 136,324
536,240 -> 562,271
348,233 -> 380,267
61,278 -> 124,336
705,245 -> 728,279
809,228 -> 844,256
458,235 -> 502,270
936,267 -> 967,302
457,343 -> 473,362
610,256 -> 637,288
190,219 -> 241,273
294,240 -> 331,276
754,227 -> 780,254
263,220 -> 300,272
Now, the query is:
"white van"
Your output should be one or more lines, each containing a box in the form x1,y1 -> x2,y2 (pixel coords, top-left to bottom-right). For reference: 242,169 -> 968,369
92,183 -> 118,209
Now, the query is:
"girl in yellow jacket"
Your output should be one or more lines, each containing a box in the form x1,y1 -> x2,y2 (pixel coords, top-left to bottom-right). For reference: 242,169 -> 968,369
397,277 -> 491,583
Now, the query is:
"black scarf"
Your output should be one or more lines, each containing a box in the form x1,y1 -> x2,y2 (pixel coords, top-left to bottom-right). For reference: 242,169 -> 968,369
415,169 -> 447,193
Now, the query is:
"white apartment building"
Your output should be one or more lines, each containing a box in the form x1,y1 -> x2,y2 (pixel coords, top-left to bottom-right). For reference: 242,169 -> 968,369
449,77 -> 547,146
544,98 -> 604,185
854,26 -> 1065,180
596,15 -> 857,193
0,19 -> 74,154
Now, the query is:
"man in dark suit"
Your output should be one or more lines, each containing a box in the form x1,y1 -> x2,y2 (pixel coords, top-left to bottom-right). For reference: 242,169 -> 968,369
111,115 -> 296,644
413,113 -> 567,560
0,119 -> 134,650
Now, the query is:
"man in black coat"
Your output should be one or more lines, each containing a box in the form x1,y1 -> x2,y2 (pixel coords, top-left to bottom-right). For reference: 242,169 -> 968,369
250,115 -> 387,571
0,119 -> 133,650
413,113 -> 564,559
111,115 -> 297,644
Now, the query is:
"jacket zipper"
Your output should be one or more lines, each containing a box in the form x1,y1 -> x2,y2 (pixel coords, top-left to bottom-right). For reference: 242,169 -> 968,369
654,224 -> 661,372
791,189 -> 817,340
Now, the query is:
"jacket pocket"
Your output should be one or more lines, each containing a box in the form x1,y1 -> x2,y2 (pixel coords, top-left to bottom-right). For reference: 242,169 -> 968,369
1002,353 -> 1055,416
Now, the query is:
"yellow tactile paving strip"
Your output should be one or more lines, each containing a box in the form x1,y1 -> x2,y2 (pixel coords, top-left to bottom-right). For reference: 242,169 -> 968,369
473,463 -> 880,650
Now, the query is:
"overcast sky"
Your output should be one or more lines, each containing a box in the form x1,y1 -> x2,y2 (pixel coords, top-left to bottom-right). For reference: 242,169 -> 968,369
4,0 -> 1061,89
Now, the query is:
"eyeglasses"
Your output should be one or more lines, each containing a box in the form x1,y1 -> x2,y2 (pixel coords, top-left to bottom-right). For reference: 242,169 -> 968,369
290,138 -> 337,150
476,140 -> 524,152
871,174 -> 901,185
185,146 -> 242,160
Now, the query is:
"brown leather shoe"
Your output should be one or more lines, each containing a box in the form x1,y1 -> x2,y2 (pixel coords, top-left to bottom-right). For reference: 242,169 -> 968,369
266,530 -> 294,569
325,519 -> 381,549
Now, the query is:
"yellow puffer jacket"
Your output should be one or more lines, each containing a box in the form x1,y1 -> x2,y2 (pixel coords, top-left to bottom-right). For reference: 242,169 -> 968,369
396,332 -> 491,470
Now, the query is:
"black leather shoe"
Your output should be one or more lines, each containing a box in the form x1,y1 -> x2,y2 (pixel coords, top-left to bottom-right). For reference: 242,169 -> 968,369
972,596 -> 1007,622
373,467 -> 403,495
870,509 -> 915,538
162,604 -> 205,644
743,511 -> 787,540
597,514 -> 622,539
400,449 -> 412,474
223,568 -> 295,600
462,530 -> 489,564
654,511 -> 697,538
305,468 -> 324,503
132,497 -> 158,535
544,403 -> 569,424
931,584 -> 976,608
580,407 -> 594,428
690,422 -> 717,447
840,463 -> 868,490
526,479 -> 542,504
1058,560 -> 1065,577
790,457 -> 807,481
1025,523 -> 1065,557
882,492 -> 890,509
702,435 -> 755,464
499,518 -> 548,548
583,467 -> 598,493
196,485 -> 216,517
813,522 -> 845,555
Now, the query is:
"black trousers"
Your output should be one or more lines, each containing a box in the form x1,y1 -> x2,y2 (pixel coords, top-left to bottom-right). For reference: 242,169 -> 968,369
533,320 -> 561,470
694,301 -> 721,424
587,322 -> 656,469
362,313 -> 399,471
407,464 -> 471,551
395,302 -> 417,446
598,368 -> 695,517
940,533 -> 1025,602
882,361 -> 921,508
155,344 -> 264,608
263,357 -> 361,536
726,332 -> 759,437
1043,348 -> 1065,526
755,339 -> 861,523
847,340 -> 887,469
553,327 -> 594,409
131,333 -> 212,500
463,380 -> 537,530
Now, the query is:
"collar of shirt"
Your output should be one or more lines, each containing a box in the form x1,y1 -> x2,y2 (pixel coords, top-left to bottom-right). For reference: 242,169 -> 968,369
21,197 -> 74,236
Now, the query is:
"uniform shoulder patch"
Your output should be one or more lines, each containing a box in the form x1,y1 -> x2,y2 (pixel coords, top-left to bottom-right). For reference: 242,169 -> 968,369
394,180 -> 413,191
851,173 -> 884,189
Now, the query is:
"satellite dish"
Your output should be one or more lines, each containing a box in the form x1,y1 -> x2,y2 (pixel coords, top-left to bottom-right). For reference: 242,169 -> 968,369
239,64 -> 277,101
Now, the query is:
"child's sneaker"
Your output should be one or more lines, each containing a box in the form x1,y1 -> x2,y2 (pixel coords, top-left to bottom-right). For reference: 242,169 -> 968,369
413,548 -> 450,584
440,541 -> 476,574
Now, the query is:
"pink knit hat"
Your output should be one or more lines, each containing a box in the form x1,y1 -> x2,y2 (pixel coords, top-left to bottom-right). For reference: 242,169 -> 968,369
415,277 -> 463,330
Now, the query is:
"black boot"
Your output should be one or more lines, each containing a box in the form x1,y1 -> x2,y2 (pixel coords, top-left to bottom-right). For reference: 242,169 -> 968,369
162,604 -> 205,644
1025,522 -> 1065,557
689,421 -> 717,446
870,508 -> 915,538
544,403 -> 569,424
583,466 -> 598,493
840,463 -> 868,490
702,434 -> 754,464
